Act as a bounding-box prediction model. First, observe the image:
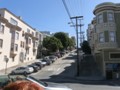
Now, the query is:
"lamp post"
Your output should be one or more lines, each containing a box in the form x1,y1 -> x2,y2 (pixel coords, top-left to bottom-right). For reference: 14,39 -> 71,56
4,56 -> 9,74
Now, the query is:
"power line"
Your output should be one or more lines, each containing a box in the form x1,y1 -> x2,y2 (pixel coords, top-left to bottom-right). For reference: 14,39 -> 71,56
62,0 -> 74,26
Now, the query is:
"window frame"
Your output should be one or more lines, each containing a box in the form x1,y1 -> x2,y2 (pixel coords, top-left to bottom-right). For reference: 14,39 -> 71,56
97,14 -> 103,24
109,31 -> 115,42
99,32 -> 104,43
0,24 -> 4,34
0,39 -> 3,48
15,44 -> 18,51
10,18 -> 18,26
107,12 -> 114,22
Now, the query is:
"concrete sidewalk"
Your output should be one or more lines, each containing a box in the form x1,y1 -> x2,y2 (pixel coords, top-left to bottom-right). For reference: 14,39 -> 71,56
0,60 -> 36,75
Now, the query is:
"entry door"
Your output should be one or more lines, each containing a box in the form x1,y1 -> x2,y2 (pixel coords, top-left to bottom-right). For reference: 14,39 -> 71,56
106,70 -> 113,80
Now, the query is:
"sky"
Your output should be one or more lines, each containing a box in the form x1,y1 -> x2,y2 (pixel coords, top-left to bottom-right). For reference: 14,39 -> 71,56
0,0 -> 120,39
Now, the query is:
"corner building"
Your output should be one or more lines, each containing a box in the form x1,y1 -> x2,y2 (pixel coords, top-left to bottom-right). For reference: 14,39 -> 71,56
0,8 -> 42,70
89,2 -> 120,79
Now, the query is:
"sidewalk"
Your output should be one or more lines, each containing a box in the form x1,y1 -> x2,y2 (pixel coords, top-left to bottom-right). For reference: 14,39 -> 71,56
0,60 -> 36,75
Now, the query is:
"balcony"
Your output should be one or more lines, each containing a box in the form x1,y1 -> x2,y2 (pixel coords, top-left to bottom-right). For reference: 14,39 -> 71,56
0,16 -> 8,24
7,23 -> 22,31
32,36 -> 38,40
10,48 -> 17,57
25,32 -> 33,38
33,46 -> 37,51
26,43 -> 30,49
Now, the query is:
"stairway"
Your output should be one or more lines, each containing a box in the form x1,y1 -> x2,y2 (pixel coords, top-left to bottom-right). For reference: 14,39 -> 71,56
79,55 -> 103,80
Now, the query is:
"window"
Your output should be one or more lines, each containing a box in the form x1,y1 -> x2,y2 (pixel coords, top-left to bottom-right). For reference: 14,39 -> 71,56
36,32 -> 38,37
12,57 -> 15,62
23,42 -> 24,48
0,25 -> 4,33
10,18 -> 18,25
15,44 -> 18,51
33,51 -> 36,56
15,32 -> 19,40
20,41 -> 22,47
22,31 -> 24,36
26,49 -> 29,54
99,32 -> 104,43
35,42 -> 38,47
11,31 -> 15,39
108,12 -> 114,21
109,31 -> 115,42
110,53 -> 120,59
98,14 -> 103,24
0,39 -> 3,48
32,32 -> 34,36
29,38 -> 31,44
27,29 -> 30,33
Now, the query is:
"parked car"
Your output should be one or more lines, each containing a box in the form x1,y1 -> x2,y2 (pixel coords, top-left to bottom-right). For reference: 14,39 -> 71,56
27,64 -> 39,72
54,53 -> 61,58
32,62 -> 43,69
60,51 -> 66,56
10,67 -> 31,75
0,75 -> 11,88
36,59 -> 47,66
37,61 -> 47,67
26,66 -> 34,73
41,58 -> 52,65
49,55 -> 57,62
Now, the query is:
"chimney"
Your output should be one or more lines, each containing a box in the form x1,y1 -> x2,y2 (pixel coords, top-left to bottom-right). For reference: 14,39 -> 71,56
18,16 -> 22,20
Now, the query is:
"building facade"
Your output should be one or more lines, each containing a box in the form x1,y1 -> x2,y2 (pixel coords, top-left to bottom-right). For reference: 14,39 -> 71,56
0,8 -> 43,70
88,2 -> 120,79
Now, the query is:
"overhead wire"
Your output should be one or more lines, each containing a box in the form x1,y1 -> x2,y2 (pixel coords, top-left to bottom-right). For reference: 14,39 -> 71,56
62,0 -> 75,28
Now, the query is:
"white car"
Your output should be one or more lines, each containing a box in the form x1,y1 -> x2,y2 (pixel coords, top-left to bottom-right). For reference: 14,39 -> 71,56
26,66 -> 34,73
36,59 -> 47,66
27,76 -> 72,90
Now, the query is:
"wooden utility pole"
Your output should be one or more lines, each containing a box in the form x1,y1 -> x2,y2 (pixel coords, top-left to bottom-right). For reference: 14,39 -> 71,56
70,16 -> 83,76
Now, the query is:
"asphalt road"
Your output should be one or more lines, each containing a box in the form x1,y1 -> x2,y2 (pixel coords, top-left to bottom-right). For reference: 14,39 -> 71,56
30,52 -> 120,90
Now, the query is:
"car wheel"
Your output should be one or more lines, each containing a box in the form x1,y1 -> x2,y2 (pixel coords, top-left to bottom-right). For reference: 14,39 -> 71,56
24,72 -> 27,75
12,72 -> 15,75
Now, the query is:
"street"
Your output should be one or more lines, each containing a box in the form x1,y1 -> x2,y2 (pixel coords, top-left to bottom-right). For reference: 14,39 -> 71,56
30,52 -> 120,90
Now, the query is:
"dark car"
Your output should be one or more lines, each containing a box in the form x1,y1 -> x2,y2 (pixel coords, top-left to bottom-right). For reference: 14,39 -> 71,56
60,52 -> 66,57
27,64 -> 39,72
54,53 -> 61,58
42,58 -> 52,65
49,55 -> 57,62
32,62 -> 43,69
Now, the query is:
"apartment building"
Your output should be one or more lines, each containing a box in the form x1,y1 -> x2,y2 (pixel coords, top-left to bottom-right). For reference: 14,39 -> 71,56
88,2 -> 120,79
0,8 -> 43,70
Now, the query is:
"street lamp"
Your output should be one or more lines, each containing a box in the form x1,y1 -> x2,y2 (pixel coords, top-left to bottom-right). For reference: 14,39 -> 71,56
4,56 -> 9,74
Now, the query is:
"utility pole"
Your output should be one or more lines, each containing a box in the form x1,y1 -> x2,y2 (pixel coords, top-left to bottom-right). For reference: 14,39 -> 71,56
79,19 -> 84,46
70,16 -> 83,76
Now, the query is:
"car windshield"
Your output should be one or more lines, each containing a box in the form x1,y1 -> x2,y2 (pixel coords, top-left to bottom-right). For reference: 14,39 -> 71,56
27,76 -> 48,87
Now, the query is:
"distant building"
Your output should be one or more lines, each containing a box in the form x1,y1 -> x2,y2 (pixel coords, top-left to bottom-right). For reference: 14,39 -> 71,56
87,2 -> 120,79
0,8 -> 43,70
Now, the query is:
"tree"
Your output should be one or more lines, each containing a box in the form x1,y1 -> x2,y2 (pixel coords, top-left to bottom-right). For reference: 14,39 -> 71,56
81,40 -> 91,54
43,36 -> 63,52
54,32 -> 69,49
